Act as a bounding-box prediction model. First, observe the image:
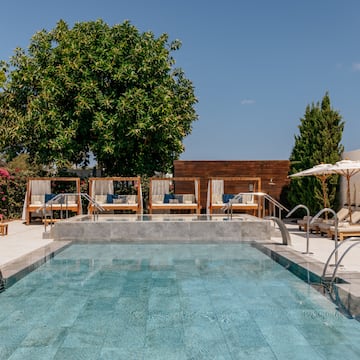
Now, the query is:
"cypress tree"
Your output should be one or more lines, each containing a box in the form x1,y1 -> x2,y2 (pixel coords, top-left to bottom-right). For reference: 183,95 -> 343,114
288,92 -> 344,214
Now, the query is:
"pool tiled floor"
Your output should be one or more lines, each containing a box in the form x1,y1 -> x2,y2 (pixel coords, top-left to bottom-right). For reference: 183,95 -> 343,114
1,221 -> 360,358
1,243 -> 360,359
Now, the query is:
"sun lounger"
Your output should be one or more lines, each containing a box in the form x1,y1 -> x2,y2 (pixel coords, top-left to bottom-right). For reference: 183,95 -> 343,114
297,216 -> 312,232
148,177 -> 201,214
24,177 -> 82,225
329,223 -> 360,241
88,177 -> 142,214
325,210 -> 360,240
207,177 -> 262,216
297,208 -> 349,234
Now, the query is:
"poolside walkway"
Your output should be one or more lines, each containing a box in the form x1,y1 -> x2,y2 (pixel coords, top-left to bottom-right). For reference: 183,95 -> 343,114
0,220 -> 70,284
273,222 -> 360,273
0,220 -> 50,266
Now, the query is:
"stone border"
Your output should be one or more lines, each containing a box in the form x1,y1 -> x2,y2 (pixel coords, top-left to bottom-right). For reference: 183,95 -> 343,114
254,241 -> 360,320
0,241 -> 71,289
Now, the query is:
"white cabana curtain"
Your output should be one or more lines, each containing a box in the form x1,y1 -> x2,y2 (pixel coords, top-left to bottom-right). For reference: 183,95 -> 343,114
92,180 -> 113,196
152,180 -> 170,195
206,179 -> 224,214
194,179 -> 199,202
137,180 -> 143,214
31,180 -> 51,195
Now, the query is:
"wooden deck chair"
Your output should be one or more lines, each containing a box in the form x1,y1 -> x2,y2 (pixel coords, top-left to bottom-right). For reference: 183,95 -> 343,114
328,210 -> 360,240
207,177 -> 262,216
148,177 -> 201,214
24,177 -> 81,225
88,177 -> 142,215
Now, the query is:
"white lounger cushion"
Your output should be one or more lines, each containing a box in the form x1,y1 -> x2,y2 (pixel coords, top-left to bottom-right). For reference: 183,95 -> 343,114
329,223 -> 360,232
95,195 -> 107,204
95,194 -> 137,205
31,195 -> 44,205
183,194 -> 195,204
152,195 -> 163,204
126,195 -> 137,204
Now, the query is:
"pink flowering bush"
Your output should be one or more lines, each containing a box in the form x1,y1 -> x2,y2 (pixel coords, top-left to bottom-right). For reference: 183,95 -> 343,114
0,168 -> 27,219
0,155 -> 39,219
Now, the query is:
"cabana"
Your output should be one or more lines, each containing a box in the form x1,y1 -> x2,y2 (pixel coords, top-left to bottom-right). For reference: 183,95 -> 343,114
24,177 -> 81,225
148,177 -> 201,214
207,177 -> 262,216
88,177 -> 142,215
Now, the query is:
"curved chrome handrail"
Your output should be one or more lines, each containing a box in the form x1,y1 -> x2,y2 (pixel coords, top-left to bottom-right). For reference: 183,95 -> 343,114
286,204 -> 311,254
330,238 -> 360,284
264,216 -> 292,245
321,236 -> 357,279
311,208 -> 338,264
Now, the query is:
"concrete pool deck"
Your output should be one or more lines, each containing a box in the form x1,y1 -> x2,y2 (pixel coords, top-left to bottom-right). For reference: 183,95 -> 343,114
1,218 -> 360,316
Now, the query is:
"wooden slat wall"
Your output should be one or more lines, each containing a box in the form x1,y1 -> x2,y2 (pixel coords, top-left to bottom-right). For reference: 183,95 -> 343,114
174,160 -> 290,211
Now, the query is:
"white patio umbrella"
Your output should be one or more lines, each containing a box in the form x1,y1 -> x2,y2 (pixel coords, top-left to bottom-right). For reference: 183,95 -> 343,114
327,159 -> 360,223
289,163 -> 334,210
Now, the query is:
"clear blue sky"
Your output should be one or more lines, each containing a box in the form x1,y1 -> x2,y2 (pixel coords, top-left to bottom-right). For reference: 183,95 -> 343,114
1,0 -> 360,161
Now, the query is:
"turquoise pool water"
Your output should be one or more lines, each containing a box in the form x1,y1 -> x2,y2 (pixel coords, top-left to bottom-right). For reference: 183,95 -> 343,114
0,243 -> 360,359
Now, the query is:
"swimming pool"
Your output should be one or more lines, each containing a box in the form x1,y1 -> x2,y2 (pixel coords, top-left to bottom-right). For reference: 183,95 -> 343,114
0,243 -> 360,359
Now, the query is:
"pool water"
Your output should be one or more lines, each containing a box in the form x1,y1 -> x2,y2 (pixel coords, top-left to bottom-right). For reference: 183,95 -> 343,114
0,243 -> 360,359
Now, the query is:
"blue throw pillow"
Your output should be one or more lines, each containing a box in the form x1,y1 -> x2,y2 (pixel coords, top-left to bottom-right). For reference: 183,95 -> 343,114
45,193 -> 56,203
163,193 -> 175,203
222,194 -> 234,203
106,194 -> 114,203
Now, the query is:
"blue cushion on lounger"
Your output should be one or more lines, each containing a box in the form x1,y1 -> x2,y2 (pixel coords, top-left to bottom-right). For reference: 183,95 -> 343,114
163,193 -> 175,203
45,193 -> 56,203
222,194 -> 234,203
107,194 -> 114,203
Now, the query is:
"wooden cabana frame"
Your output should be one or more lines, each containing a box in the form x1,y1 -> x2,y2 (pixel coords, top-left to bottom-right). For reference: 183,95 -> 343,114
149,177 -> 201,214
207,177 -> 262,216
88,177 -> 142,215
25,177 -> 81,225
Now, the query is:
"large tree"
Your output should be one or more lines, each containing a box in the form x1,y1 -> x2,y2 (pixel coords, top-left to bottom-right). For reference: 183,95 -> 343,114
288,92 -> 344,214
0,20 -> 197,176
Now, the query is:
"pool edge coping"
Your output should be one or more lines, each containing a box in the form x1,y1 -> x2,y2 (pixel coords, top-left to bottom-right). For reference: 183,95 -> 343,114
0,241 -> 72,289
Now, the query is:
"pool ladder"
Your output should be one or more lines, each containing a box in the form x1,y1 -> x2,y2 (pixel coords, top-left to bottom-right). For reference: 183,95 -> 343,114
321,236 -> 360,288
40,193 -> 105,231
224,192 -> 289,219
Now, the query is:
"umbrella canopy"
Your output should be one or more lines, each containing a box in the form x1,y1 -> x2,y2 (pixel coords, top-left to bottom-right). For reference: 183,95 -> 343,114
327,159 -> 360,223
289,163 -> 334,210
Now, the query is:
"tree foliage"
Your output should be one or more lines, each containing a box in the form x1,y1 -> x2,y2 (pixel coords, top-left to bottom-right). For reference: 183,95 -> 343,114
0,20 -> 197,176
288,93 -> 344,214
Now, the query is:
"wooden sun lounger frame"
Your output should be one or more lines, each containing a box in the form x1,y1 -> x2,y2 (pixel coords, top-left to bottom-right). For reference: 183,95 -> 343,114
26,177 -> 81,225
148,177 -> 201,214
329,226 -> 360,241
208,177 -> 262,216
88,177 -> 142,215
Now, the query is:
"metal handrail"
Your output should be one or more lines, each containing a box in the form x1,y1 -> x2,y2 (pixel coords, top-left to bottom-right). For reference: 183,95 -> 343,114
329,238 -> 360,285
38,193 -> 104,212
39,193 -> 105,231
286,204 -> 311,254
223,192 -> 288,219
264,216 -> 292,245
311,208 -> 339,265
321,236 -> 360,279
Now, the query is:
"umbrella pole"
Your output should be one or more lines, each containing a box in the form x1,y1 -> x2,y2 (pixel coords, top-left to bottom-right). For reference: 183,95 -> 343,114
321,177 -> 328,219
347,175 -> 352,223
